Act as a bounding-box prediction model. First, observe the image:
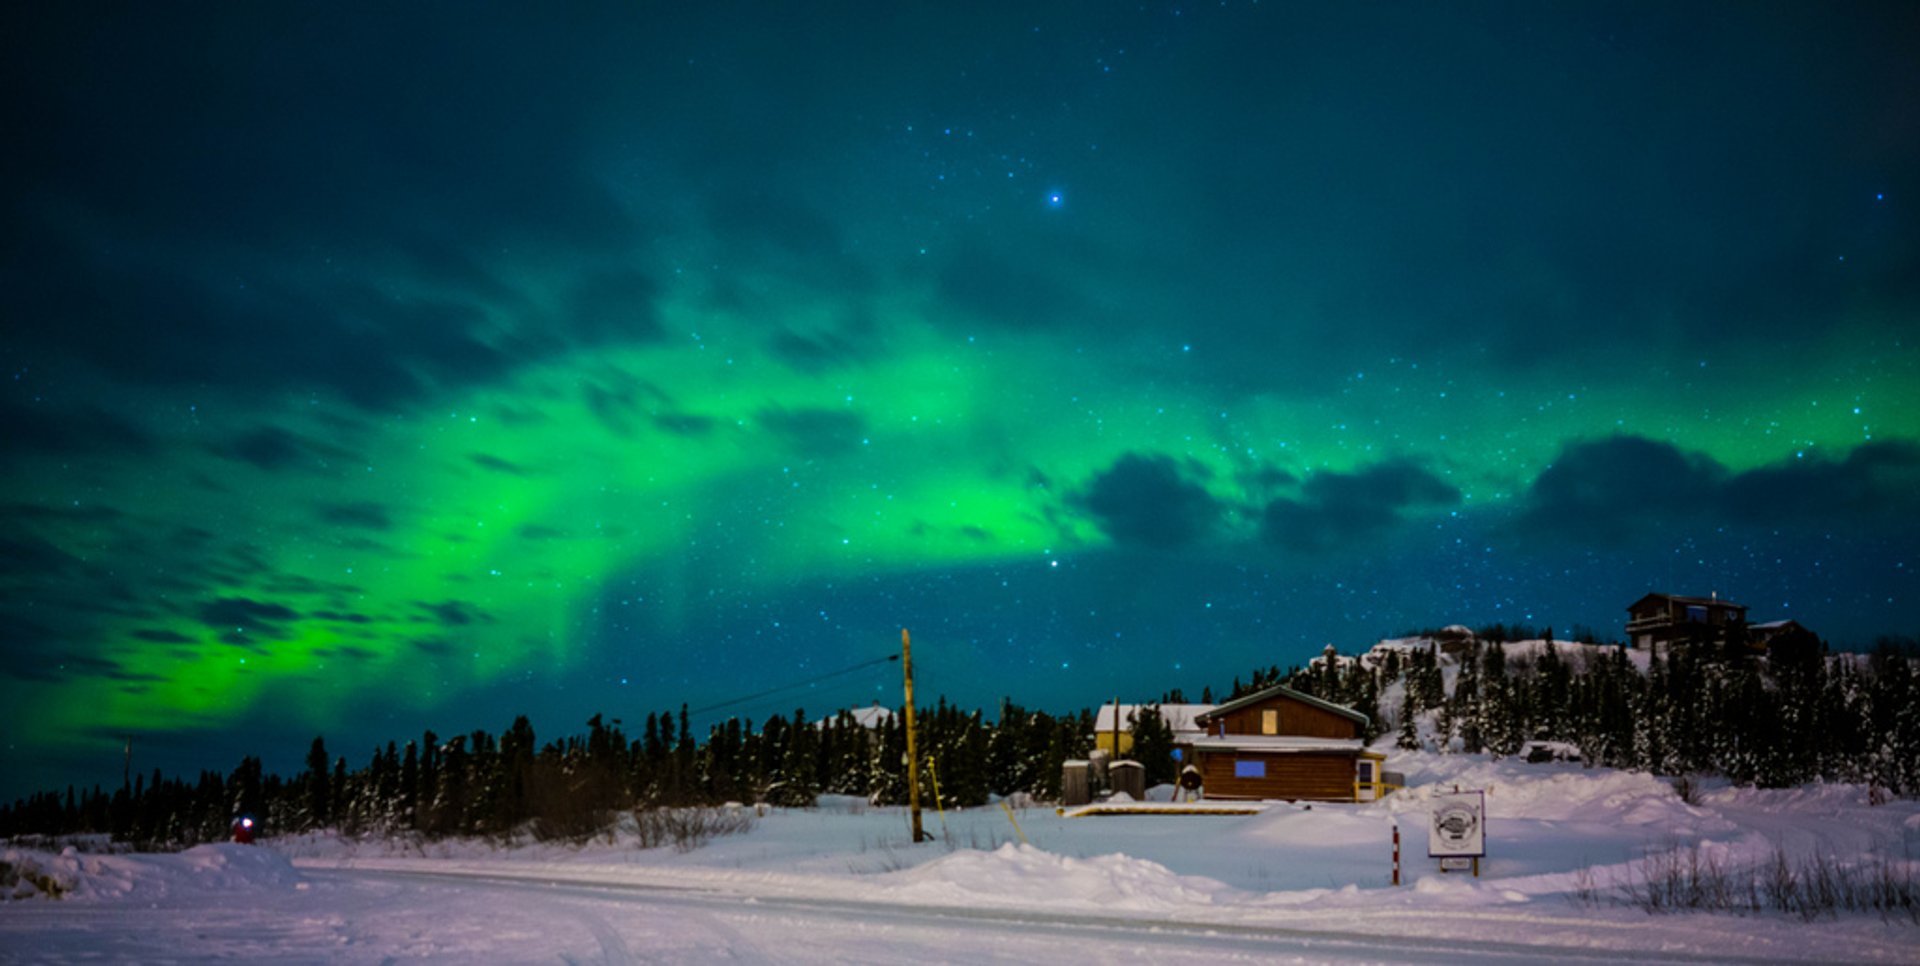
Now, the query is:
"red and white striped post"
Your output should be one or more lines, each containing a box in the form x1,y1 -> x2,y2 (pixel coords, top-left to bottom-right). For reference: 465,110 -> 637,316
1392,824 -> 1401,886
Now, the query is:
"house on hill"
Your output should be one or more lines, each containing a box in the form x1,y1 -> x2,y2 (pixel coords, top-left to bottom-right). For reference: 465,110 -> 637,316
1189,685 -> 1392,802
1626,592 -> 1751,652
1748,619 -> 1811,650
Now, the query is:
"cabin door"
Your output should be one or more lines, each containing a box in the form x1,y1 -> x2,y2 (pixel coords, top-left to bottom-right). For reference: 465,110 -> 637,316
1356,759 -> 1379,802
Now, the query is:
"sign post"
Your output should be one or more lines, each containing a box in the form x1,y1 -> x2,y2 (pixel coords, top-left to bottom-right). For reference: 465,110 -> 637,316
1427,788 -> 1486,877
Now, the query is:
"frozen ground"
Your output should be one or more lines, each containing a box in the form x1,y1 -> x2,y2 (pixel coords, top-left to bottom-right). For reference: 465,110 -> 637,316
4,751 -> 1917,964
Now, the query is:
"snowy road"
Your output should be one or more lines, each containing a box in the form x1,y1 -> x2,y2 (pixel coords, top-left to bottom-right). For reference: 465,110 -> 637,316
324,866 -> 1828,965
3,858 -> 1861,965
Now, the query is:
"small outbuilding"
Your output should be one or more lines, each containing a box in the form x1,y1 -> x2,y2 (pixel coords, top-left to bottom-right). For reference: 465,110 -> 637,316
1189,684 -> 1388,802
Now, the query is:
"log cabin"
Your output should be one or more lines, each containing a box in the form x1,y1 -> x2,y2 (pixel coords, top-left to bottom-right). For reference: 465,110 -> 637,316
1189,684 -> 1389,802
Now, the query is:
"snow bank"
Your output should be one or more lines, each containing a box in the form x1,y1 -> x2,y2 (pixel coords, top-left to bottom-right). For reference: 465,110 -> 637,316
884,843 -> 1237,911
3,843 -> 304,902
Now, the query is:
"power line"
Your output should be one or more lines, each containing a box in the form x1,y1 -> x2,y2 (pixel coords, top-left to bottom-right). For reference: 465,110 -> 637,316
686,653 -> 898,718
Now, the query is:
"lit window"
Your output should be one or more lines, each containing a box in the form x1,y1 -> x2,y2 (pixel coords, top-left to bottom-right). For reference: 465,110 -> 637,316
1261,709 -> 1278,735
1234,759 -> 1266,778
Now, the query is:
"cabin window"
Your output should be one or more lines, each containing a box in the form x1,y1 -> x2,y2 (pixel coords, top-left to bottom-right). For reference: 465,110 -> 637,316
1358,760 -> 1376,782
1234,759 -> 1266,779
1686,605 -> 1708,623
1261,709 -> 1278,735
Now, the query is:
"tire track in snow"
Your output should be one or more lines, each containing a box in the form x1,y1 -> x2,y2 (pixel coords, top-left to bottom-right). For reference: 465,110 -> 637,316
313,867 -> 1847,965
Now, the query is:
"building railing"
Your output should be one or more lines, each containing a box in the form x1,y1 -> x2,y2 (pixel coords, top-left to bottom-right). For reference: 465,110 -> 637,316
1354,773 -> 1406,801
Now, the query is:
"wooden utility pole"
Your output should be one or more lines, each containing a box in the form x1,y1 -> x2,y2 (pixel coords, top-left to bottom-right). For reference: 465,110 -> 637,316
902,628 -> 925,843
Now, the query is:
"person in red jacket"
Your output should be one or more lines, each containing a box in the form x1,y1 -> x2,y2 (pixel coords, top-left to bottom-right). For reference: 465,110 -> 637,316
230,815 -> 256,844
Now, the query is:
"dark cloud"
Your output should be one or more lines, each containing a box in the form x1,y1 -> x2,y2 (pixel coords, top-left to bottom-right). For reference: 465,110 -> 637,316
581,379 -> 675,438
567,268 -> 665,344
0,393 -> 154,459
418,600 -> 490,628
0,530 -> 82,577
317,501 -> 393,532
1518,436 -> 1920,544
1721,441 -> 1920,525
0,615 -> 93,681
652,412 -> 717,437
197,597 -> 299,630
1514,436 -> 1724,544
132,628 -> 196,644
216,425 -> 354,472
937,243 -> 1082,329
769,320 -> 878,373
756,406 -> 866,457
1262,461 -> 1459,553
1075,453 -> 1223,549
310,610 -> 373,625
469,453 -> 529,476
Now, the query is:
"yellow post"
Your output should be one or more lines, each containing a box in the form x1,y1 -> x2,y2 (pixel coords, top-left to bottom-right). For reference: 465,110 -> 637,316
926,755 -> 948,832
1000,800 -> 1029,845
902,628 -> 925,843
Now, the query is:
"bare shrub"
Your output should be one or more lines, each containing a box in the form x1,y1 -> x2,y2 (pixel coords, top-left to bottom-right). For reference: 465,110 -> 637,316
1568,863 -> 1601,908
1598,843 -> 1917,922
633,806 -> 755,853
1671,773 -> 1701,806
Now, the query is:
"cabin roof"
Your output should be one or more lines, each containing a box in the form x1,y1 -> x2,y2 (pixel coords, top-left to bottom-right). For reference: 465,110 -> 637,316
1189,735 -> 1365,754
1193,683 -> 1369,727
1627,591 -> 1748,612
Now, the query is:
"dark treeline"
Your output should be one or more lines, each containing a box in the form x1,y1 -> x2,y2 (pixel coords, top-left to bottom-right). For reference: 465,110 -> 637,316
0,700 -> 1106,849
6,630 -> 1916,848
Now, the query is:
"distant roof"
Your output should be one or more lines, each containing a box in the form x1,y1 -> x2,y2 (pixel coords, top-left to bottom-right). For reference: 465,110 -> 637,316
1750,620 -> 1805,632
1627,591 -> 1748,612
1092,703 -> 1215,734
1193,683 -> 1369,728
814,705 -> 894,729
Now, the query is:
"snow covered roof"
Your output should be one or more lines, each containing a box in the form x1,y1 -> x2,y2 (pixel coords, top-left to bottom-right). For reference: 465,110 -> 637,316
1091,703 -> 1216,736
1187,735 -> 1365,754
1193,684 -> 1368,728
1750,620 -> 1804,632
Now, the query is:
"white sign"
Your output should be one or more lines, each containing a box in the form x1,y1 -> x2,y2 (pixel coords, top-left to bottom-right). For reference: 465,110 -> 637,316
1428,790 -> 1486,858
1438,857 -> 1474,871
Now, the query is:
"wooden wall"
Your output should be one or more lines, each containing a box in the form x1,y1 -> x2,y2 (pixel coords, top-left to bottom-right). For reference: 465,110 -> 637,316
1211,694 -> 1359,740
1196,751 -> 1355,801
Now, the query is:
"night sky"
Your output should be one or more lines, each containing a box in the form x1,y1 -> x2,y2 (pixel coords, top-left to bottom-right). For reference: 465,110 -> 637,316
4,3 -> 1917,799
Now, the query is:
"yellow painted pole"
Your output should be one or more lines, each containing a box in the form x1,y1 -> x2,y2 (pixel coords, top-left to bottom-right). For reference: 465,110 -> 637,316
1000,800 -> 1029,845
902,628 -> 925,843
926,755 -> 948,832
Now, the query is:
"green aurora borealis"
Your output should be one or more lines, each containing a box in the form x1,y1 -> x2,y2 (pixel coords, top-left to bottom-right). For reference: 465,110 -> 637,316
4,2 -> 1918,795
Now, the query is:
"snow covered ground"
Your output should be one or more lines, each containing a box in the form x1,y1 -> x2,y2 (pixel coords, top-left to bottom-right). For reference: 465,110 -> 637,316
5,751 -> 1917,963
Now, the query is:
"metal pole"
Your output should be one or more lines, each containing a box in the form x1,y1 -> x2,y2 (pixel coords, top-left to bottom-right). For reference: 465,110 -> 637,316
902,628 -> 925,843
1392,825 -> 1401,886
